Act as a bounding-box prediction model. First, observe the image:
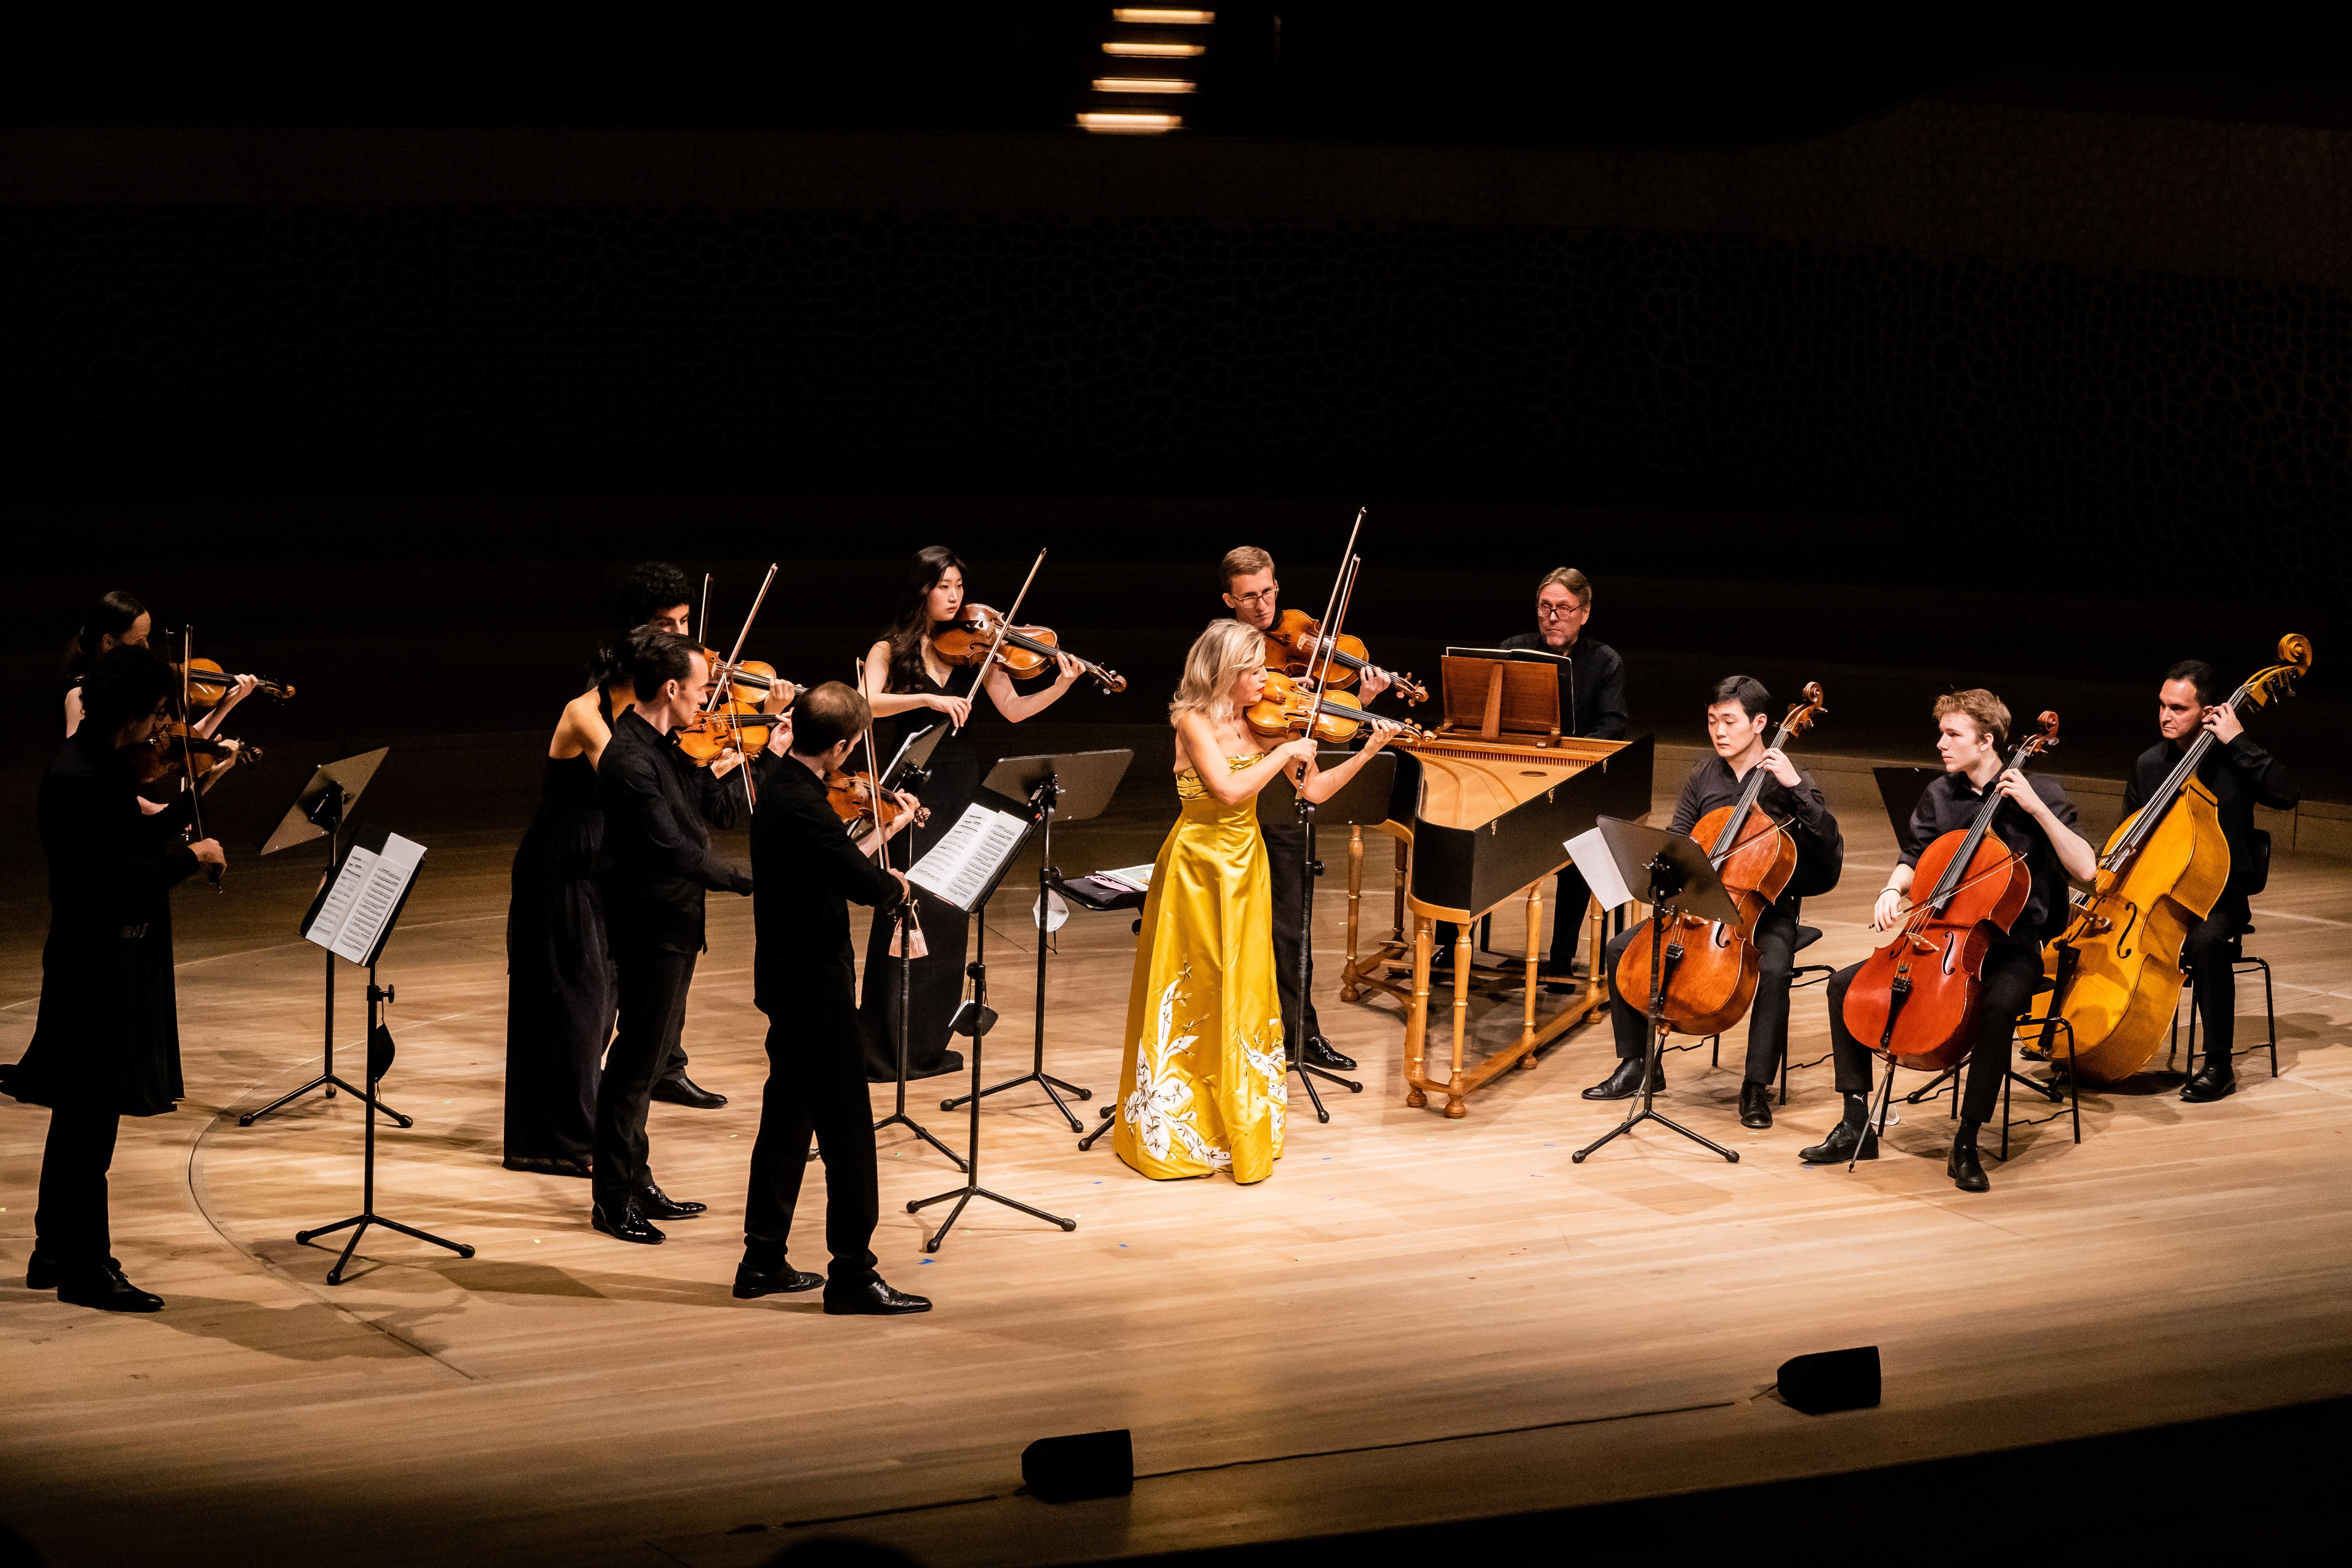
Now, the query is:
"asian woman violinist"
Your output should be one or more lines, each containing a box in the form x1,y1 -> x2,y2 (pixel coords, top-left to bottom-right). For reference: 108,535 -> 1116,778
62,592 -> 259,741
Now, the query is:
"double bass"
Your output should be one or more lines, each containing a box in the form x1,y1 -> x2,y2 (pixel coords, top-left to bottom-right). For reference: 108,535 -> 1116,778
2029,635 -> 2312,1083
1841,712 -> 2061,1071
1613,683 -> 1827,1036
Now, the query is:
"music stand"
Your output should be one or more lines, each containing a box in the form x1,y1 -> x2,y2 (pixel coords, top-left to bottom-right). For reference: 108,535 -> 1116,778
941,751 -> 1132,1131
867,716 -> 965,1170
1268,750 -> 1391,1117
907,769 -> 1091,1252
291,827 -> 472,1283
1569,817 -> 1743,1165
242,749 -> 407,1129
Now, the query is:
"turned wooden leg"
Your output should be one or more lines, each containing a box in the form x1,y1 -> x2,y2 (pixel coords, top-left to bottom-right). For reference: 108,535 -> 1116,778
1405,914 -> 1432,1107
1519,879 -> 1543,1068
1450,926 -> 1473,1105
1391,836 -> 1408,945
1584,894 -> 1610,1023
1341,826 -> 1364,1001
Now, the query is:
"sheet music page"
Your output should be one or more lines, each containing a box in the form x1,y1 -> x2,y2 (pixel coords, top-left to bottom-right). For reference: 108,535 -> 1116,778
307,832 -> 426,962
908,803 -> 1027,911
1565,827 -> 1633,910
1098,864 -> 1154,892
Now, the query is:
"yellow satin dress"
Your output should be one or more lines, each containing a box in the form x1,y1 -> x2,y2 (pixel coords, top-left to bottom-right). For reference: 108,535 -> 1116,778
1112,752 -> 1288,1184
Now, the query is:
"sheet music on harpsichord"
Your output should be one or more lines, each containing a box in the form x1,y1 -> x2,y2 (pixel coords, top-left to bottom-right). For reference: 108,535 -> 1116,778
908,800 -> 1030,912
303,831 -> 426,965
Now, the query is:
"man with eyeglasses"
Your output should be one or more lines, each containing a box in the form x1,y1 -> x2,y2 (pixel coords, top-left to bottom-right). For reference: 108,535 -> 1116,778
1434,566 -> 1628,987
1220,546 -> 1389,1074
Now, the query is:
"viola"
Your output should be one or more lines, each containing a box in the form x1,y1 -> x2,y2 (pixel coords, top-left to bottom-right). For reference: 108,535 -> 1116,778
673,705 -> 778,766
826,769 -> 928,832
124,723 -> 262,789
1841,712 -> 2061,1072
2028,635 -> 2312,1083
1263,609 -> 1428,705
177,656 -> 295,708
1242,669 -> 1427,747
1614,683 -> 1827,1035
932,604 -> 1127,694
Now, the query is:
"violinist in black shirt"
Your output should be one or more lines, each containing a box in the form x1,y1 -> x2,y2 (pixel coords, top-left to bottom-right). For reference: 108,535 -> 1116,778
1583,676 -> 1843,1128
1442,566 -> 1629,983
736,681 -> 933,1316
1802,690 -> 2096,1192
8,646 -> 225,1311
2142,660 -> 2300,1103
590,629 -> 785,1245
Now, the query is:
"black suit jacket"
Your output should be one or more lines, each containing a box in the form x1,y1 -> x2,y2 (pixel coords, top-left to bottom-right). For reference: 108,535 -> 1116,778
751,758 -> 906,1012
1495,632 -> 1628,739
594,709 -> 775,954
2124,733 -> 2298,898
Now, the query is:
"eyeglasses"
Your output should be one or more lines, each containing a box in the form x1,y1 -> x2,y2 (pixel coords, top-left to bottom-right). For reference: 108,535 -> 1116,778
1231,586 -> 1279,606
1536,602 -> 1582,619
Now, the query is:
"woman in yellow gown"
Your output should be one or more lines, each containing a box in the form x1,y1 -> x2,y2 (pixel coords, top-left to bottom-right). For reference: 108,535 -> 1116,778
1114,620 -> 1400,1183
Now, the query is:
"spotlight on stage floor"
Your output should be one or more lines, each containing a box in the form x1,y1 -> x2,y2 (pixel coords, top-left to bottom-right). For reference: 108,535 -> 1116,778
1777,1346 -> 1881,1414
1021,1430 -> 1134,1502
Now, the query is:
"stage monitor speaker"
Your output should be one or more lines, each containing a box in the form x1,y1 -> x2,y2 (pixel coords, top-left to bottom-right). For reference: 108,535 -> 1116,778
1021,1429 -> 1134,1502
1778,1346 -> 1881,1414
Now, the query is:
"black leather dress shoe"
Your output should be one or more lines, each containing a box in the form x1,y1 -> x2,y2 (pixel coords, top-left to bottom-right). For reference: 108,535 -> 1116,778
1948,1134 -> 1991,1193
1581,1057 -> 1661,1101
734,1260 -> 825,1299
2181,1060 -> 2238,1103
1798,1120 -> 1878,1163
634,1181 -> 707,1220
650,1073 -> 728,1109
28,1249 -> 119,1291
1739,1080 -> 1774,1129
1297,1037 -> 1356,1072
823,1278 -> 933,1316
503,1154 -> 593,1179
592,1200 -> 666,1245
58,1263 -> 164,1312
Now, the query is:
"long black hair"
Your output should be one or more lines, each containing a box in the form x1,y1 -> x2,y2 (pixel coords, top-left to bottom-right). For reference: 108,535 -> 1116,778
63,590 -> 148,680
881,545 -> 967,694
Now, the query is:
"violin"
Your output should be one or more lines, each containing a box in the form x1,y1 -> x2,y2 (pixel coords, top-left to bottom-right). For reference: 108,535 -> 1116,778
673,650 -> 802,768
2028,635 -> 2313,1084
826,770 -> 928,832
1614,683 -> 1826,1035
932,604 -> 1127,694
177,656 -> 294,708
123,723 -> 262,789
1262,609 -> 1428,705
1242,669 -> 1427,747
1841,711 -> 2061,1072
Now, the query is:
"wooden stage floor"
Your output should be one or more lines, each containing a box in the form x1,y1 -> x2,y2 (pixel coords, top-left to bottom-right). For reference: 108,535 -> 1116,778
4,757 -> 2351,1567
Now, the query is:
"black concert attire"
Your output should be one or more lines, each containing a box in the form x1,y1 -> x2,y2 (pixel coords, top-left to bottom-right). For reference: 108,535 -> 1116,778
502,722 -> 618,1177
1438,632 -> 1629,970
1603,755 -> 1843,1081
1822,770 -> 2078,1123
858,661 -> 982,1081
2125,732 -> 2299,1065
592,709 -> 773,1215
745,758 -> 906,1294
7,731 -> 199,1274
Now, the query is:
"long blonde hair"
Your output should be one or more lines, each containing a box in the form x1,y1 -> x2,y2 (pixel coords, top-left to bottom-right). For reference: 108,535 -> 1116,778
1170,619 -> 1265,726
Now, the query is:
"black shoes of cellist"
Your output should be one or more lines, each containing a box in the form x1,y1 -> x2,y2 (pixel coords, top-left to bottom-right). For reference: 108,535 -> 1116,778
2181,1057 -> 2238,1103
1798,1094 -> 1878,1163
1582,1057 -> 1662,1100
1947,1120 -> 1991,1193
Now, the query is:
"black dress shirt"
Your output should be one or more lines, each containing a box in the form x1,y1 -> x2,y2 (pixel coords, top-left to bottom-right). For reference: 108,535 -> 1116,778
1668,754 -> 1845,903
751,758 -> 906,1010
2123,733 -> 2298,897
1901,771 -> 2079,941
1495,632 -> 1628,739
594,709 -> 775,954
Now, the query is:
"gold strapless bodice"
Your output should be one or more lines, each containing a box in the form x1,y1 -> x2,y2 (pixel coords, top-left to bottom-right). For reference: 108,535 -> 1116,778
1175,752 -> 1267,821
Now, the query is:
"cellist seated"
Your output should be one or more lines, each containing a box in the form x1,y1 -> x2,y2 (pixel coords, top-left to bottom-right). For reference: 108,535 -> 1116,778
1801,690 -> 2096,1192
1583,676 -> 1843,1128
2145,660 -> 2300,1104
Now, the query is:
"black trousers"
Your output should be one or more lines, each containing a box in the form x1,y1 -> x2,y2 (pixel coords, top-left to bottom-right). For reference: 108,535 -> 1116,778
656,950 -> 697,1081
1434,865 -> 1590,970
2184,892 -> 2252,1063
1825,940 -> 2042,1124
1606,904 -> 1801,1084
1261,815 -> 1321,1049
595,944 -> 695,1210
744,994 -> 880,1292
36,1103 -> 121,1266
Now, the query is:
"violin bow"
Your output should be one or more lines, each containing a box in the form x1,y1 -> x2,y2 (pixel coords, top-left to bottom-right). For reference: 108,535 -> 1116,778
180,628 -> 219,892
955,547 -> 1047,729
715,564 -> 779,812
856,658 -> 889,861
697,572 -> 711,646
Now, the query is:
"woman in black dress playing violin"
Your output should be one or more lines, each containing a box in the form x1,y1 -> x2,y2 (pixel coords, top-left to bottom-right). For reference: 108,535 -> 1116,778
856,546 -> 1085,1081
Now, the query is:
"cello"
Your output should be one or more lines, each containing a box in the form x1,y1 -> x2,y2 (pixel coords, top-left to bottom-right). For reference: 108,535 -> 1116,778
1841,712 -> 2061,1071
2028,634 -> 2313,1083
1613,682 -> 1827,1037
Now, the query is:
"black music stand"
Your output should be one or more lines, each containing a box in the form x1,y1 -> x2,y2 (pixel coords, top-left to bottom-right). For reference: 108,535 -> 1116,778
292,830 -> 472,1283
907,771 -> 1086,1252
242,749 -> 407,1129
941,751 -> 1132,1132
1570,817 -> 1743,1165
868,718 -> 964,1169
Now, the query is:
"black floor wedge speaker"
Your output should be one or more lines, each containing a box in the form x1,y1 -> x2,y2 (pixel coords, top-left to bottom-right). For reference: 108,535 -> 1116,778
1021,1430 -> 1134,1502
1778,1346 -> 1881,1414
